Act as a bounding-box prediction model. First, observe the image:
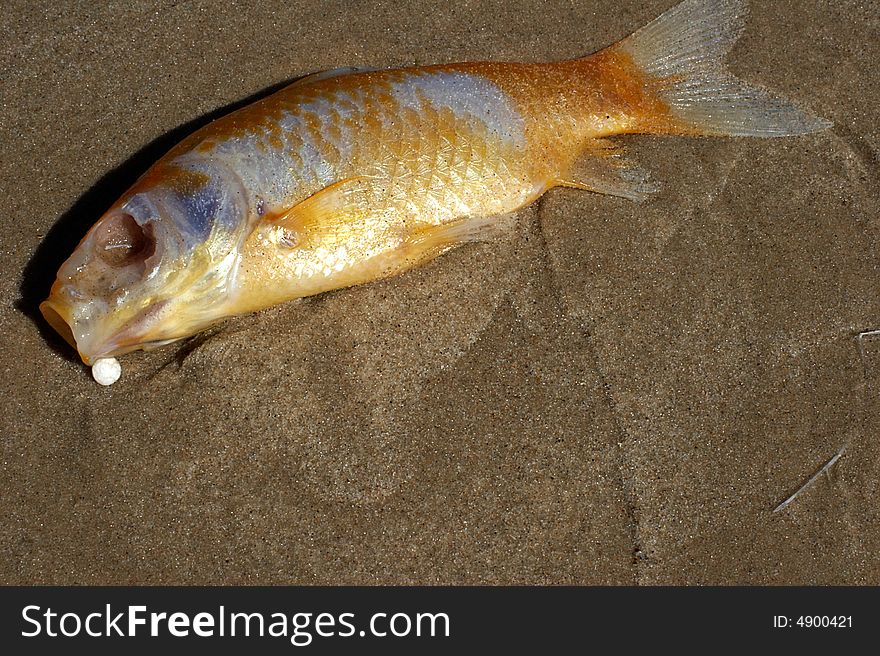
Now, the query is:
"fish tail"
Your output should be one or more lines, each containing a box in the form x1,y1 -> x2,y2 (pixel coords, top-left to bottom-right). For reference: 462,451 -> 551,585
612,0 -> 832,137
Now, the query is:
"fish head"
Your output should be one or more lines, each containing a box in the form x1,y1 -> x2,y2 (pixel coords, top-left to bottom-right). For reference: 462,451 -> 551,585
40,160 -> 248,364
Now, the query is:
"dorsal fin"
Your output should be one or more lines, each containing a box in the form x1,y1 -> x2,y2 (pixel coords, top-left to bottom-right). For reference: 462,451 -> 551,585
289,66 -> 376,88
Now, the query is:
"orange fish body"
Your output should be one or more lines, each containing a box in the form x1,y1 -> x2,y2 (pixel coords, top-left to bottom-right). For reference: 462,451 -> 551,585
40,0 -> 829,378
229,58 -> 652,314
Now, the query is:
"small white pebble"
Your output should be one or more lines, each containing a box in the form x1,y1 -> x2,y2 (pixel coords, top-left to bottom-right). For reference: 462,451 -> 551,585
92,357 -> 121,386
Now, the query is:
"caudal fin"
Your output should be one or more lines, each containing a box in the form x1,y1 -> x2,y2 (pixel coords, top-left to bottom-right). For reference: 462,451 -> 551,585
615,0 -> 832,137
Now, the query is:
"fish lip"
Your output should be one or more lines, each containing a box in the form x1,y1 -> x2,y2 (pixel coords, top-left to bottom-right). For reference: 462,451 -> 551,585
40,294 -> 103,365
39,293 -> 169,365
39,298 -> 78,351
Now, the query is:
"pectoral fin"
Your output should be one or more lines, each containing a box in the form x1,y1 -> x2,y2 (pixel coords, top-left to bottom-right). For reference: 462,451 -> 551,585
263,177 -> 372,248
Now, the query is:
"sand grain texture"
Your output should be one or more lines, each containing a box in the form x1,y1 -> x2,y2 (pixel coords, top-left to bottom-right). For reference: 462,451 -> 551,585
1,0 -> 878,584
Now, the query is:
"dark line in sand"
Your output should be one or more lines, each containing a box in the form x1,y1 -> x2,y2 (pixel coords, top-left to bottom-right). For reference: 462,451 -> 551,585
834,124 -> 880,188
534,193 -> 645,584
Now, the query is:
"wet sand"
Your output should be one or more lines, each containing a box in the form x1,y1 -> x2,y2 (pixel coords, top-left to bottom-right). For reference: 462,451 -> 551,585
1,0 -> 878,584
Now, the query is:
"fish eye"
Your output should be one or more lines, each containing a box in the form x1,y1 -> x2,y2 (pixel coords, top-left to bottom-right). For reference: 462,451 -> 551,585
96,213 -> 155,268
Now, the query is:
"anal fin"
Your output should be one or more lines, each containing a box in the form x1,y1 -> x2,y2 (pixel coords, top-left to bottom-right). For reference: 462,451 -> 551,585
556,138 -> 659,202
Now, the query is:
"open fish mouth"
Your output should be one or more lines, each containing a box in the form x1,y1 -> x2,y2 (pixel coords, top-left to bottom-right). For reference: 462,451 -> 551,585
39,299 -> 77,350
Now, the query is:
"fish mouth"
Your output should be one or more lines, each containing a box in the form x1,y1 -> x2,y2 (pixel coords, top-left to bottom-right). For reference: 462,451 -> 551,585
40,294 -> 170,365
39,298 -> 77,351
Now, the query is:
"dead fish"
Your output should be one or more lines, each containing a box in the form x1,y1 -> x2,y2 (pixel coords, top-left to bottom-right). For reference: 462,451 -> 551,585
40,0 -> 830,382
